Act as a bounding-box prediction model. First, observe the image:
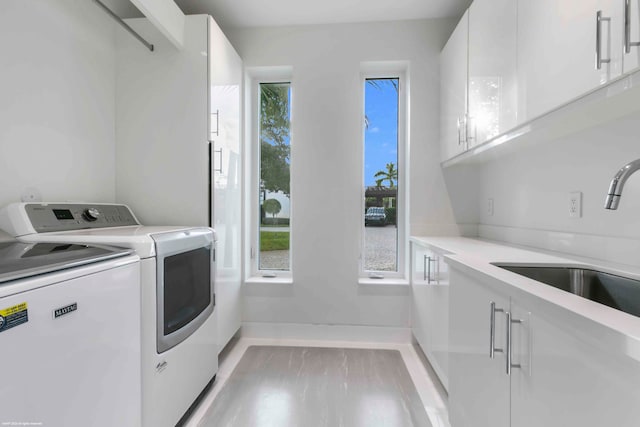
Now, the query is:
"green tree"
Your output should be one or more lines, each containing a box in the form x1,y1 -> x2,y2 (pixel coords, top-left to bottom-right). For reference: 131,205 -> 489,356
263,198 -> 282,220
260,83 -> 291,195
374,162 -> 398,188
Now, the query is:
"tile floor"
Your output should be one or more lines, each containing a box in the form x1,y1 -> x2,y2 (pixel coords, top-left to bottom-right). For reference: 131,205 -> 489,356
183,338 -> 450,427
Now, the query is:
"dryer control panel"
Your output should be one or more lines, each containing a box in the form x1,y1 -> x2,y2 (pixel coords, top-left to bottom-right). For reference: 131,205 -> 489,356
24,203 -> 139,233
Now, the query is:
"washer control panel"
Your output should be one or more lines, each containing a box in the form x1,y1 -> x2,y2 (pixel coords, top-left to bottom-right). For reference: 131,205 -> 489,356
25,203 -> 139,233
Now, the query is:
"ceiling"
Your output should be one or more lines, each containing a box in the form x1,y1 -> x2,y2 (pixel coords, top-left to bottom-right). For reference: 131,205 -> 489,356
103,0 -> 471,29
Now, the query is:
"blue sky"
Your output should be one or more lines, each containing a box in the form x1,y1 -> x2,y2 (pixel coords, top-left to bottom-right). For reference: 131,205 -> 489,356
364,78 -> 399,187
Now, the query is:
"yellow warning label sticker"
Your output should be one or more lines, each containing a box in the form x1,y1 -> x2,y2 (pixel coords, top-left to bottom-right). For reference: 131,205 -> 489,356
0,302 -> 28,333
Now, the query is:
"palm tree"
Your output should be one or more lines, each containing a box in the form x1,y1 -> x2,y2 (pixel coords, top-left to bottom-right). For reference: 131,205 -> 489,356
374,163 -> 398,188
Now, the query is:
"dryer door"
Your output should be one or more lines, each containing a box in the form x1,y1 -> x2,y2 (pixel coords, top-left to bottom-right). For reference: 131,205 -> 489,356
153,229 -> 215,353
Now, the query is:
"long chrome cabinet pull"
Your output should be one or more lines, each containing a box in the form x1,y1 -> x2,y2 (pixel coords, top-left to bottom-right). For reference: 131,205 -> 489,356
456,117 -> 464,146
506,311 -> 522,376
465,114 -> 475,145
424,256 -> 436,283
489,301 -> 504,358
596,11 -> 612,70
214,148 -> 223,174
423,255 -> 428,281
211,109 -> 220,136
625,0 -> 640,53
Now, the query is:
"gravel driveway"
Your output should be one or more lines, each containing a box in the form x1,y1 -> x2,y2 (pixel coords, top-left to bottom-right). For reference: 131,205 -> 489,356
259,226 -> 397,271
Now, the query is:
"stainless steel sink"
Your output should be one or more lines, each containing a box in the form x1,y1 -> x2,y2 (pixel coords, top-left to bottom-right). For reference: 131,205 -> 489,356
492,264 -> 640,317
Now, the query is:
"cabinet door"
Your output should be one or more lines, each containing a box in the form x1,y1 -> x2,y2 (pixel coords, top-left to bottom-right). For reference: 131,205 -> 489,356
623,0 -> 640,72
440,11 -> 469,161
209,17 -> 243,353
411,243 -> 430,356
411,244 -> 450,390
468,0 -> 517,144
427,250 -> 449,390
517,0 -> 622,122
449,268 -> 509,427
510,301 -> 640,427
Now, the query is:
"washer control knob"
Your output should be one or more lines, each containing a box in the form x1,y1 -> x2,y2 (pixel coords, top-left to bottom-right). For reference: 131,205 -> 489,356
83,208 -> 101,222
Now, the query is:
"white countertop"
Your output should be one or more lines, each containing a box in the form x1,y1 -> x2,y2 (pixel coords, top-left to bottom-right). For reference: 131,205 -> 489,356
410,236 -> 640,362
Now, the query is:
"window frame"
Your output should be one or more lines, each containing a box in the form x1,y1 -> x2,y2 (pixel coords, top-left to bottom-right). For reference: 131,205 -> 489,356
248,71 -> 293,279
360,69 -> 408,280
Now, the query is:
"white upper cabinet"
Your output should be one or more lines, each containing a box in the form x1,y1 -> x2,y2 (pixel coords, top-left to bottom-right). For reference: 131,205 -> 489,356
440,0 -> 640,166
623,0 -> 640,72
517,0 -> 623,122
440,10 -> 468,162
467,0 -> 518,144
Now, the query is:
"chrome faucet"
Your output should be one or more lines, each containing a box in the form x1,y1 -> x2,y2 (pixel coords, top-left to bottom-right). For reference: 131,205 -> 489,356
604,159 -> 640,209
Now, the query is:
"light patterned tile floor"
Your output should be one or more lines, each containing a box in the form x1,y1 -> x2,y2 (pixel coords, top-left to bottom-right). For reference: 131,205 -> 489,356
183,338 -> 450,427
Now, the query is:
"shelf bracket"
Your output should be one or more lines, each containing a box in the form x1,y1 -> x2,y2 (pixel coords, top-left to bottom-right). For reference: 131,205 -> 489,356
92,0 -> 154,52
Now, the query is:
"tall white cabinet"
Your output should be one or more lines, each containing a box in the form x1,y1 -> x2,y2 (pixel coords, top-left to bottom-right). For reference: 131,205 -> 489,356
115,15 -> 243,353
209,21 -> 243,352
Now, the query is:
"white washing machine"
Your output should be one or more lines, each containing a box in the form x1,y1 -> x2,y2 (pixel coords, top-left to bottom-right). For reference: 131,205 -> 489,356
0,202 -> 218,427
0,240 -> 141,426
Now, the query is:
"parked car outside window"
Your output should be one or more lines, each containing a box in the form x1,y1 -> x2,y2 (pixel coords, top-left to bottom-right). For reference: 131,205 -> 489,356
364,207 -> 386,226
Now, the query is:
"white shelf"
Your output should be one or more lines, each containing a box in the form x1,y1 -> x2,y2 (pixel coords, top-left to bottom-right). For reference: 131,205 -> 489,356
441,68 -> 640,168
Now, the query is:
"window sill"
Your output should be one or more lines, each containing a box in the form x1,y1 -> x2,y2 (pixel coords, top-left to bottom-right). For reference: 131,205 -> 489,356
358,277 -> 410,296
358,277 -> 409,287
245,276 -> 293,286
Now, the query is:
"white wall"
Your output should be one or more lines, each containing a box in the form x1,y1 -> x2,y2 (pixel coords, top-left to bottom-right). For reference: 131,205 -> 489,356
472,111 -> 640,266
228,19 -> 458,328
0,0 -> 117,209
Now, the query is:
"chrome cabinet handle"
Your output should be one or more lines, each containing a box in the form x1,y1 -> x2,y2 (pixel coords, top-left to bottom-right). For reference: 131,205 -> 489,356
489,301 -> 504,358
211,109 -> 220,136
423,255 -> 428,281
456,117 -> 464,146
423,255 -> 436,283
214,148 -> 223,174
506,311 -> 522,376
625,0 -> 640,53
465,114 -> 475,144
428,256 -> 436,283
596,10 -> 611,69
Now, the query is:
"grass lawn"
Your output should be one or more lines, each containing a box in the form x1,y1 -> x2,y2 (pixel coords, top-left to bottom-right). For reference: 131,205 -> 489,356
260,231 -> 290,251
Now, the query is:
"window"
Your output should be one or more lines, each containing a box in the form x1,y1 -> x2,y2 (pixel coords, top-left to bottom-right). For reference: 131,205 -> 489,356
256,81 -> 292,273
362,76 -> 405,277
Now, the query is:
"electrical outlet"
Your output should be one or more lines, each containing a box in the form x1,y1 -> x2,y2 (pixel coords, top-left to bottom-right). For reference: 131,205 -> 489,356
487,198 -> 494,216
569,191 -> 582,218
20,187 -> 42,202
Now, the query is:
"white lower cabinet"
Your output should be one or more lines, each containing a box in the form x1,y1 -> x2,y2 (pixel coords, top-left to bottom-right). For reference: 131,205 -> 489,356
449,267 -> 509,427
449,265 -> 640,427
511,304 -> 640,427
410,242 -> 449,390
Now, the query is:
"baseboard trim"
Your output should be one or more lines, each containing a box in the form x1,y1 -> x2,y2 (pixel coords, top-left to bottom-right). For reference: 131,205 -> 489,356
240,322 -> 412,344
